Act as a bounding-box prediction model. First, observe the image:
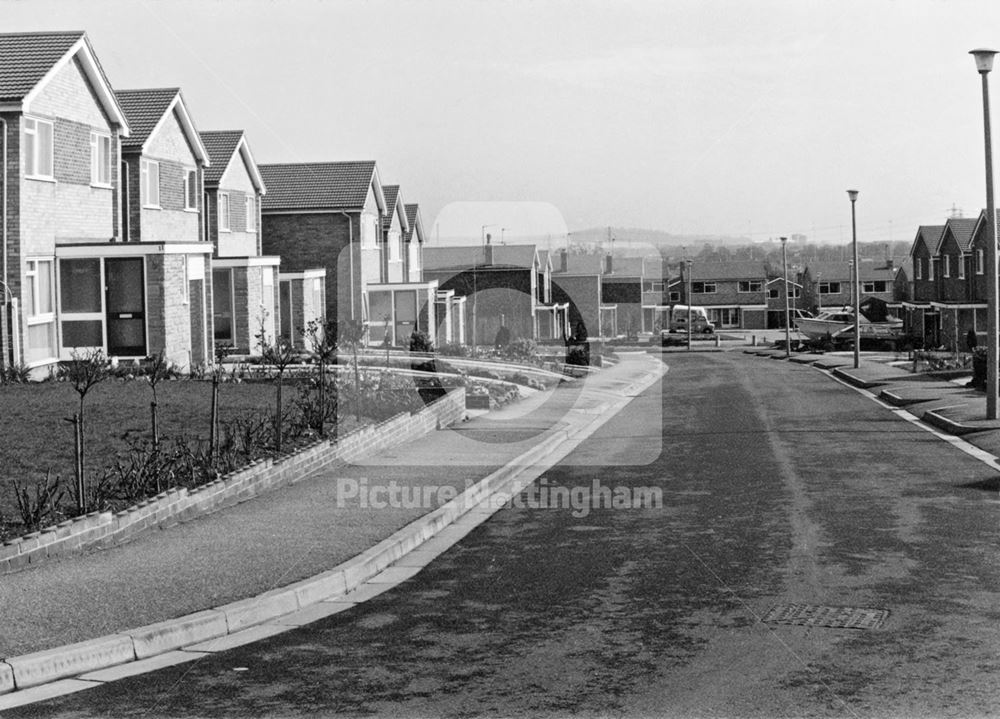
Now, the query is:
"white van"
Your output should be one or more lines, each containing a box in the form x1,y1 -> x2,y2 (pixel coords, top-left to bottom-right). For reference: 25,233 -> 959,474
665,305 -> 715,334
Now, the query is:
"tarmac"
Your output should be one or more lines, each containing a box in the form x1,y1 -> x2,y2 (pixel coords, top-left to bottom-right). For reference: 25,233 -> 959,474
0,351 -> 667,708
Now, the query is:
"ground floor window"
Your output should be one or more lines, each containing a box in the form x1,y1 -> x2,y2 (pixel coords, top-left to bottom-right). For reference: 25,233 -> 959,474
25,258 -> 56,363
708,307 -> 740,328
213,268 -> 235,345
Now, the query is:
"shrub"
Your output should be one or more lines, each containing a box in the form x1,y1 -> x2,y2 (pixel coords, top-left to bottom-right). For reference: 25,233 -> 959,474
409,331 -> 434,353
10,472 -> 65,532
503,338 -> 538,364
438,343 -> 470,357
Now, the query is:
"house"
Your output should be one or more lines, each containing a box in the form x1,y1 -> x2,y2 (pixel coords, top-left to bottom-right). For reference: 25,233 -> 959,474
423,243 -> 556,346
199,130 -> 280,354
903,215 -> 989,349
0,31 -> 225,374
675,261 -> 769,330
113,87 -> 216,369
259,163 -> 438,347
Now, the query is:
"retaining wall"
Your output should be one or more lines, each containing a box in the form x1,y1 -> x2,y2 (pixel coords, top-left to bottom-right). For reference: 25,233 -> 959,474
0,389 -> 466,575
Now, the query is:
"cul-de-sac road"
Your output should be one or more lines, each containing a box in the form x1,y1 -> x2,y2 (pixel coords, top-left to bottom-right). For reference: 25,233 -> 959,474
14,351 -> 1000,718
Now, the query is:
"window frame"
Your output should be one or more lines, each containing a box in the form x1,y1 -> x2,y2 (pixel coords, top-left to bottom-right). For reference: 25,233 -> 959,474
219,192 -> 231,232
818,281 -> 842,295
23,116 -> 54,180
691,281 -> 716,294
245,195 -> 256,231
943,254 -> 951,278
737,280 -> 763,293
90,131 -> 112,187
184,169 -> 198,211
977,249 -> 985,275
959,254 -> 966,279
140,158 -> 160,208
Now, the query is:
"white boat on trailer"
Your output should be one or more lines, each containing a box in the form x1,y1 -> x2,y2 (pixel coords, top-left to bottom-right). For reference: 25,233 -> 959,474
795,307 -> 903,341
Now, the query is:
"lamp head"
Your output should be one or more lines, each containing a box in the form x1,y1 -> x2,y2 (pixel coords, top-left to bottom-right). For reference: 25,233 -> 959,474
971,48 -> 999,74
847,189 -> 859,202
780,236 -> 788,244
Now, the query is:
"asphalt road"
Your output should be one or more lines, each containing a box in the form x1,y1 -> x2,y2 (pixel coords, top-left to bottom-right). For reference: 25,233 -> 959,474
14,351 -> 1000,718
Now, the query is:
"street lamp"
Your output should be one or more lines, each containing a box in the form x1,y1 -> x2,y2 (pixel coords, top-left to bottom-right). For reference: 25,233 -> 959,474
686,259 -> 693,351
972,48 -> 1000,419
848,189 -> 860,369
781,237 -> 790,357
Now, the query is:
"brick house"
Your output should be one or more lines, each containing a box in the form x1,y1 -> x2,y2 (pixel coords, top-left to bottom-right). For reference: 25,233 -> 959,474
2,33 -> 222,374
113,87 -> 215,369
903,215 -> 990,349
799,258 -> 905,323
0,31 -> 132,373
260,163 -> 438,347
675,261 -> 769,330
423,244 -> 556,346
199,130 -> 280,354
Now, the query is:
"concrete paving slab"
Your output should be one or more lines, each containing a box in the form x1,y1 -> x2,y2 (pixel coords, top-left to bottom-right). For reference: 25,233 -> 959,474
367,565 -> 424,584
78,650 -> 210,682
185,624 -> 291,653
337,582 -> 396,603
270,602 -> 357,627
0,679 -> 100,710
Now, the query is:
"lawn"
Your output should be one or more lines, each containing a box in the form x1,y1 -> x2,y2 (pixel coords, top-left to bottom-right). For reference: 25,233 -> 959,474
0,377 -> 291,531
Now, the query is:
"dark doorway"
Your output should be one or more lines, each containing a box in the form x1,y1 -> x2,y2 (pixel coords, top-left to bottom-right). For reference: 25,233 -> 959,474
105,258 -> 146,356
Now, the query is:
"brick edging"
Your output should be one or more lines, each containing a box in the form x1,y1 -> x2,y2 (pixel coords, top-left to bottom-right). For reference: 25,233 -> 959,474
0,389 -> 466,575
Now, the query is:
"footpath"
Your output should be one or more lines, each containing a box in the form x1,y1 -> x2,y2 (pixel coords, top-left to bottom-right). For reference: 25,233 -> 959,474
0,352 -> 665,708
744,347 -> 1000,457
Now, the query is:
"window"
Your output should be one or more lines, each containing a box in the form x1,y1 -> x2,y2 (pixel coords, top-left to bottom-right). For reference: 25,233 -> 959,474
862,280 -> 888,293
23,117 -> 54,179
25,258 -> 56,363
943,254 -> 951,278
59,258 -> 104,348
645,281 -> 664,292
977,249 -> 985,275
738,280 -> 763,293
768,288 -> 779,299
668,291 -> 681,303
915,259 -> 923,280
787,287 -> 801,298
184,170 -> 198,210
361,213 -> 378,247
819,282 -> 842,294
959,255 -> 966,279
140,159 -> 160,207
219,193 -> 231,231
90,132 -> 112,186
245,196 -> 256,231
930,258 -> 936,281
691,282 -> 716,294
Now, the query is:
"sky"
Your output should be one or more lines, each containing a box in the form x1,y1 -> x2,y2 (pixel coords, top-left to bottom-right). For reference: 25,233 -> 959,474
6,0 -> 1000,245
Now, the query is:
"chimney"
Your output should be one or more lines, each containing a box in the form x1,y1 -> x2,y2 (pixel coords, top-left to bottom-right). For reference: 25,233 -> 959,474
559,248 -> 568,272
885,258 -> 894,271
604,253 -> 613,275
485,234 -> 494,266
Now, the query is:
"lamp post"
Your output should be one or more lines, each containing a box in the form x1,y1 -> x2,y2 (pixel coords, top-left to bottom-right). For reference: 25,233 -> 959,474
686,259 -> 693,351
972,48 -> 1000,419
781,237 -> 790,357
848,190 -> 860,369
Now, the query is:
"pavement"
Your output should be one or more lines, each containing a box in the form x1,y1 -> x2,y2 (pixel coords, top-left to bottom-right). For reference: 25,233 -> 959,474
0,352 -> 666,707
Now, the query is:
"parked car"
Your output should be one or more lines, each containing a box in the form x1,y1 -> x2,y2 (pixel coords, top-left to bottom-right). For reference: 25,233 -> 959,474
663,306 -> 715,335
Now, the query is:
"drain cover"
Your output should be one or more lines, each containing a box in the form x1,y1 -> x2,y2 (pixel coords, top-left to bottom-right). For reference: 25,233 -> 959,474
762,603 -> 889,630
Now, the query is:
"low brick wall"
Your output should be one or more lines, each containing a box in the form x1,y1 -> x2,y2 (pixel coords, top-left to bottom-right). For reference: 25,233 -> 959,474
0,389 -> 466,575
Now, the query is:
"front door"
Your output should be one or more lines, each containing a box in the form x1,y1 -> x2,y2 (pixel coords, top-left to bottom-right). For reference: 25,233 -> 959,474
105,258 -> 147,356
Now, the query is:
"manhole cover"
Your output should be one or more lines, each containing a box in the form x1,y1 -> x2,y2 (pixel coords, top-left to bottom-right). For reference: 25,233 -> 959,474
762,603 -> 889,630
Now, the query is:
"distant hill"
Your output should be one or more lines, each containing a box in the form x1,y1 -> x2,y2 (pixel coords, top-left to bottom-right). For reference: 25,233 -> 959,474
569,226 -> 751,253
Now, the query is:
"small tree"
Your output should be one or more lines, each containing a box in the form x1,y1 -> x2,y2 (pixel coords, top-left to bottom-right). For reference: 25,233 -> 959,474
257,314 -> 297,452
143,350 -> 175,460
209,343 -> 234,466
339,319 -> 368,422
61,348 -> 110,513
303,318 -> 338,437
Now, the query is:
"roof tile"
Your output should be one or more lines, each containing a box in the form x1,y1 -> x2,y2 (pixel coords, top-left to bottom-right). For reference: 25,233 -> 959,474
0,31 -> 84,102
259,162 -> 376,211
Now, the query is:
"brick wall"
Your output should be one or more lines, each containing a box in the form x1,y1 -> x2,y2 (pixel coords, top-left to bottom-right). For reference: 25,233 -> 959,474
262,212 -> 355,325
0,388 -> 466,574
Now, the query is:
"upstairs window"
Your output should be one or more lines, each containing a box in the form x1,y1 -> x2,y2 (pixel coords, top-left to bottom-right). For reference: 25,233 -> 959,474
943,254 -> 951,278
691,282 -> 716,294
959,255 -> 966,279
737,280 -> 763,292
977,249 -> 985,275
862,280 -> 888,293
184,170 -> 198,210
23,117 -> 54,179
245,196 -> 256,231
819,282 -> 841,294
90,132 -> 112,186
140,159 -> 160,207
915,259 -> 923,280
219,193 -> 231,231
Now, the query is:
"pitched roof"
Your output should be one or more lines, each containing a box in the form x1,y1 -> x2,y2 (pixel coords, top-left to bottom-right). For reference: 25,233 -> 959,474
0,31 -> 129,133
938,217 -> 979,253
115,88 -> 209,163
404,203 -> 423,243
910,225 -> 944,257
259,161 -> 381,212
381,185 -> 400,231
688,261 -> 767,281
423,244 -> 537,271
200,130 -> 265,193
804,260 -> 899,281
